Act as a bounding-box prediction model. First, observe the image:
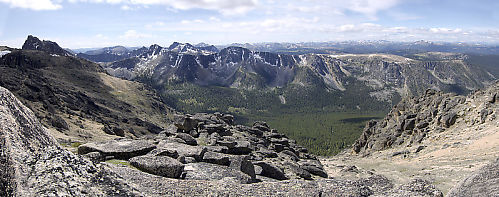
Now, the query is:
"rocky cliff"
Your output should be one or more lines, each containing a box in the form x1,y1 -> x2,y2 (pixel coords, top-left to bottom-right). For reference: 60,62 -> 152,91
322,81 -> 499,195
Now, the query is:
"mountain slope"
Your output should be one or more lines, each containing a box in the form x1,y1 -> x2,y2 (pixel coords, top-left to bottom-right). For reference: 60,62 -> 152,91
0,36 -> 174,143
322,81 -> 499,194
106,44 -> 495,113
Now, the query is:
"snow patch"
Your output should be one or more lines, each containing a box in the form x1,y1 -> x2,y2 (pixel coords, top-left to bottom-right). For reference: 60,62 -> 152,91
0,50 -> 11,57
279,95 -> 286,104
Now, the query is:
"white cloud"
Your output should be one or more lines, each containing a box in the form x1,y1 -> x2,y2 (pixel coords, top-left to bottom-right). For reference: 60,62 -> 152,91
68,0 -> 258,15
347,0 -> 400,19
0,0 -> 62,10
119,30 -> 152,39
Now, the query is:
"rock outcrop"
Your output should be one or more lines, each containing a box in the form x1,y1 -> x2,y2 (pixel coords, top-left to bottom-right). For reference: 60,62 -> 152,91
448,157 -> 499,197
353,81 -> 499,154
22,35 -> 71,56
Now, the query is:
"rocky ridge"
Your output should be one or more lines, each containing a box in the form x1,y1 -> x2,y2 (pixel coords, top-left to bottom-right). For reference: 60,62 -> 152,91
22,35 -> 72,56
322,81 -> 499,195
1,85 -> 444,196
1,36 -> 174,143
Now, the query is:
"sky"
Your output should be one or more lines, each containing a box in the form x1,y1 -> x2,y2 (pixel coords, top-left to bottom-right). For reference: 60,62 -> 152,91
0,0 -> 498,48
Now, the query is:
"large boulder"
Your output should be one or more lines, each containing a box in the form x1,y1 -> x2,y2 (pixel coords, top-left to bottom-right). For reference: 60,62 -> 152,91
129,155 -> 184,178
203,152 -> 231,166
227,140 -> 254,155
173,114 -> 199,131
157,141 -> 207,161
229,155 -> 256,180
175,133 -> 197,145
253,161 -> 287,180
448,158 -> 499,197
77,139 -> 156,160
183,162 -> 252,183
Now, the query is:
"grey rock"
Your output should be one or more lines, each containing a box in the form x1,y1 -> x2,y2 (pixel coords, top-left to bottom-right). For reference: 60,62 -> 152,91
78,139 -> 156,160
157,141 -> 207,161
147,148 -> 179,158
448,158 -> 499,197
302,165 -> 328,178
203,152 -> 231,166
392,150 -> 410,157
0,86 -> 139,196
204,145 -> 228,153
229,155 -> 256,180
389,179 -> 443,197
254,165 -> 263,175
184,162 -> 252,184
441,112 -> 457,128
157,124 -> 179,138
129,155 -> 184,178
286,162 -> 312,180
175,133 -> 197,145
82,151 -> 104,162
254,161 -> 288,180
228,140 -> 253,155
173,114 -> 199,131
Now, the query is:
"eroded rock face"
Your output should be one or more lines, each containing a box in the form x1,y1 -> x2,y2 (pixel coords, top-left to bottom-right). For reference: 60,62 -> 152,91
353,82 -> 499,154
448,158 -> 499,197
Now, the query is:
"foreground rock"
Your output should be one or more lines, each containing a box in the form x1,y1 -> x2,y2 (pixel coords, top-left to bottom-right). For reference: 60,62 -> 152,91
448,157 -> 499,197
129,155 -> 184,178
78,139 -> 156,160
0,86 -> 138,196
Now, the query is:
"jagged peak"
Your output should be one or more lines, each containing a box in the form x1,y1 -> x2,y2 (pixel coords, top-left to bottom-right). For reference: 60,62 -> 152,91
21,35 -> 70,56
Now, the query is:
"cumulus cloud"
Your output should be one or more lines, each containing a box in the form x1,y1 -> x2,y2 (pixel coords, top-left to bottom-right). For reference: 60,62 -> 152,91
0,0 -> 62,10
120,30 -> 152,39
68,0 -> 258,15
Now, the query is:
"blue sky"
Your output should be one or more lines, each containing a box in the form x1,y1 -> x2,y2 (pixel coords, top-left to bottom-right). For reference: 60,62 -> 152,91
0,0 -> 498,48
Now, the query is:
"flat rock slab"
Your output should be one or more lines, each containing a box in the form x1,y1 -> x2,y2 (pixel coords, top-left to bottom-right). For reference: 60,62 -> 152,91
78,140 -> 156,160
184,162 -> 252,184
157,141 -> 207,161
129,155 -> 184,178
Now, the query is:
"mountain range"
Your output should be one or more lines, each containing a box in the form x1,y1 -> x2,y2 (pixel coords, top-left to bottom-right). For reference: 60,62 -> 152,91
101,42 -> 496,114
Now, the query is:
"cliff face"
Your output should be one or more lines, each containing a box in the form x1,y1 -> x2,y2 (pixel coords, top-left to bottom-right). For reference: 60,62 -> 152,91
321,81 -> 498,195
353,81 -> 498,154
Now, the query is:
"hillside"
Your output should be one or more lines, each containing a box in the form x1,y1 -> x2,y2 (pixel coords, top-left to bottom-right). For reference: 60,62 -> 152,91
0,36 -> 175,144
322,81 -> 499,194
